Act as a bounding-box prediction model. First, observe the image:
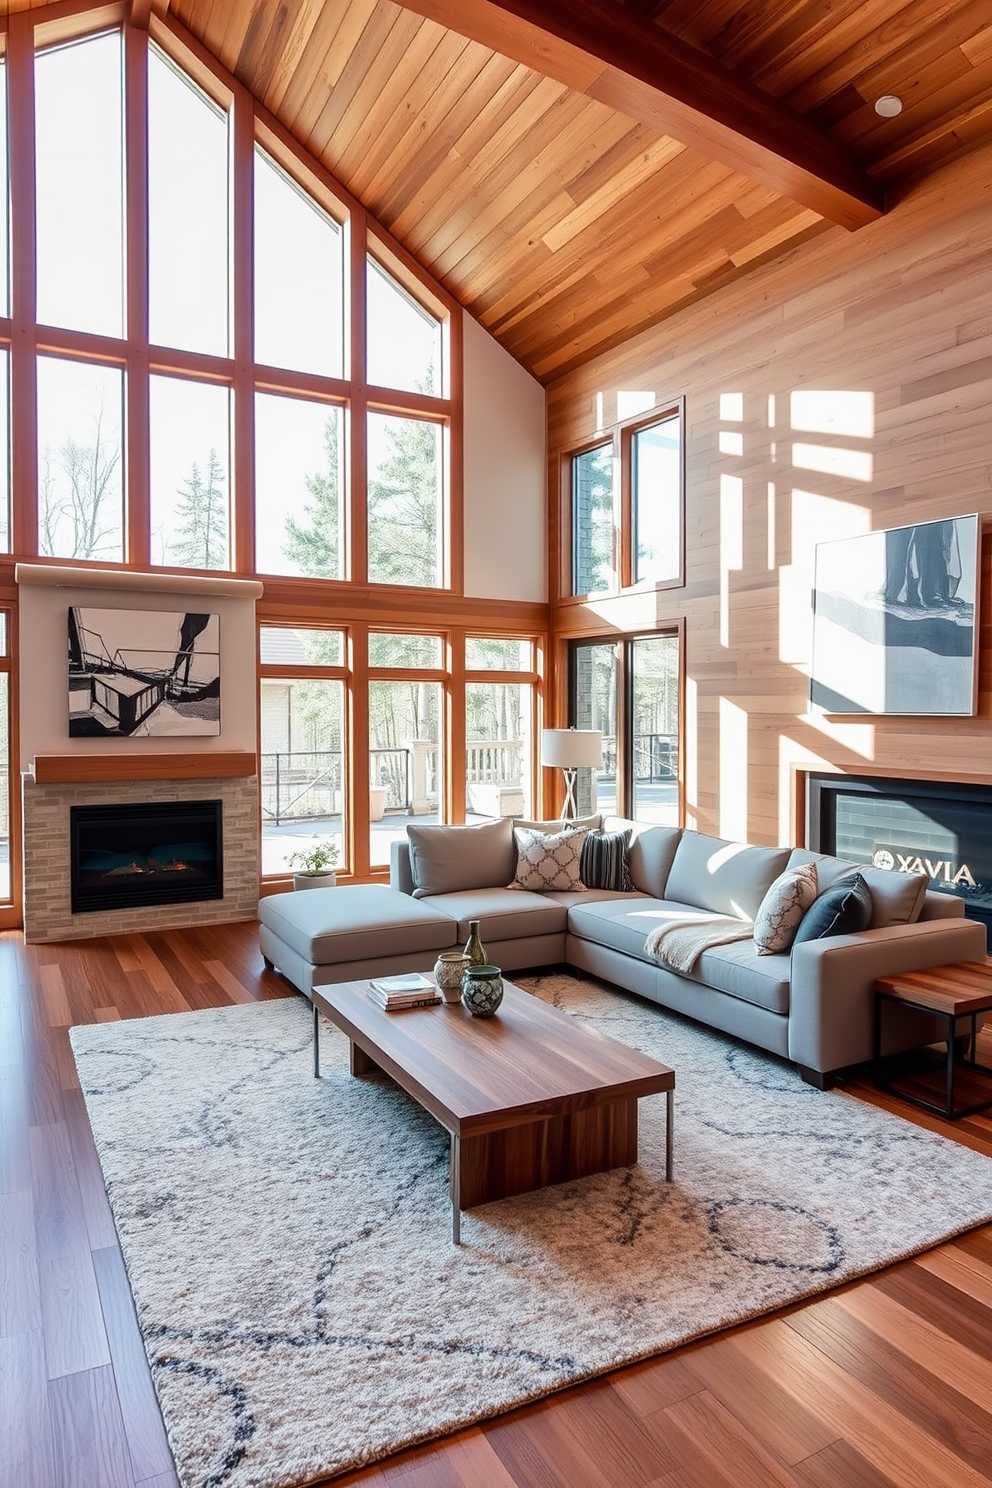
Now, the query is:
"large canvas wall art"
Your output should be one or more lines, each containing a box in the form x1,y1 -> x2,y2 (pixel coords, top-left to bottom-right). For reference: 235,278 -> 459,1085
810,515 -> 980,716
68,608 -> 221,737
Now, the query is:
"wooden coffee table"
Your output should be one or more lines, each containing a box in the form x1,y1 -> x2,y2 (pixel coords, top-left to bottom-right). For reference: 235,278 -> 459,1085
312,978 -> 675,1242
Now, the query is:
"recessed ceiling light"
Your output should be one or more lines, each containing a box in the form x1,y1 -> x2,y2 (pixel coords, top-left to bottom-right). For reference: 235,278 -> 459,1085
874,95 -> 903,117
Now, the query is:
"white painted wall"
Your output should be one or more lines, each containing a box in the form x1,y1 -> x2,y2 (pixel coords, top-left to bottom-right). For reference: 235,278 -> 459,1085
18,574 -> 258,763
462,311 -> 547,601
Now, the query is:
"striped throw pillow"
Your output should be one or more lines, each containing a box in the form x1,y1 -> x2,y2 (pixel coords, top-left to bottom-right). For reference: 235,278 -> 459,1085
580,829 -> 634,892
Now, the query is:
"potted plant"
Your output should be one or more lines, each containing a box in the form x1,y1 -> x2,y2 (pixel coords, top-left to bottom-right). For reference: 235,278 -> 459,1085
287,841 -> 340,890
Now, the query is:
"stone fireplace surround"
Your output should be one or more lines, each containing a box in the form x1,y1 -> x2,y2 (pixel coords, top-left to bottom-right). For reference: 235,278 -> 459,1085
15,563 -> 264,944
23,763 -> 258,944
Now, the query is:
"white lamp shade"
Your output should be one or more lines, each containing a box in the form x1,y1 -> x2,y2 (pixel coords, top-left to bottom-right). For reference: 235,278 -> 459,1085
540,729 -> 603,769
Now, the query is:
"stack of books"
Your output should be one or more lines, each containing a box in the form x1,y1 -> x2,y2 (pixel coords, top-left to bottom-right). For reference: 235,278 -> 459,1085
367,973 -> 441,1011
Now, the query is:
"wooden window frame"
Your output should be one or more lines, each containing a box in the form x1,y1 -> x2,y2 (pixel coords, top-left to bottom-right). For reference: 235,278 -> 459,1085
559,397 -> 686,606
567,624 -> 685,826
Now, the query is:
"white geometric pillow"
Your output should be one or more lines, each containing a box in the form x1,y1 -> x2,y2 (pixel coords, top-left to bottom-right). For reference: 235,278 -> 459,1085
511,827 -> 588,892
753,861 -> 819,955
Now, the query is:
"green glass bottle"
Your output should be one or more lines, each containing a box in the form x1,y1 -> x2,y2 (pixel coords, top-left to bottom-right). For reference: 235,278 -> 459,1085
463,919 -> 487,966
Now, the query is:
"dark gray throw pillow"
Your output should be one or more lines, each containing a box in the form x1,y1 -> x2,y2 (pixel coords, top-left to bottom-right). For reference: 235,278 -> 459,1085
792,871 -> 872,945
580,828 -> 634,892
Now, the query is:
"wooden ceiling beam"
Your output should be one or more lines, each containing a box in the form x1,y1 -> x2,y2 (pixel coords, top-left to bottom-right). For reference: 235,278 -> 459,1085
392,0 -> 884,229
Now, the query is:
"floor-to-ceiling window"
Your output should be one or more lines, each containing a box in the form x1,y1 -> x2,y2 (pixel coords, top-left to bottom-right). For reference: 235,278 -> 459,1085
570,632 -> 682,824
0,4 -> 546,896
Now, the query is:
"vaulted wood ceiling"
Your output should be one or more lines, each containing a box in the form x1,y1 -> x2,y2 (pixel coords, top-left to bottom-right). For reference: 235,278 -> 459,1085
17,0 -> 992,383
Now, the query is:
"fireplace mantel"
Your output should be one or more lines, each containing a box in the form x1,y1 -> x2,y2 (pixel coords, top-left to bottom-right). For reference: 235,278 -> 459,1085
32,751 -> 257,784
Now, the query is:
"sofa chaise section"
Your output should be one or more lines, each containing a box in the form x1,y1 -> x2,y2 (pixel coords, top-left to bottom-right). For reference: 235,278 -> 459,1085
259,883 -> 459,995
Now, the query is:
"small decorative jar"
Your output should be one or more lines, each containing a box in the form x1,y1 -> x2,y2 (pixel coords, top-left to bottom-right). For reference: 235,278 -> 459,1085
434,951 -> 471,1003
461,964 -> 504,1018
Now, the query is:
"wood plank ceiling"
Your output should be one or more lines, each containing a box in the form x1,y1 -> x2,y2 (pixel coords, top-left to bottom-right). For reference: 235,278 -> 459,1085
17,0 -> 992,382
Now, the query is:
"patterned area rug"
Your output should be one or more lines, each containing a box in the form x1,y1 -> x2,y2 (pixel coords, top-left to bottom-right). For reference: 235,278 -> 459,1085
70,974 -> 992,1488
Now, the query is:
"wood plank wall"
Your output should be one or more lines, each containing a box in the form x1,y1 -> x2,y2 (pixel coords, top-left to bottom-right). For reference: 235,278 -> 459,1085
547,142 -> 992,848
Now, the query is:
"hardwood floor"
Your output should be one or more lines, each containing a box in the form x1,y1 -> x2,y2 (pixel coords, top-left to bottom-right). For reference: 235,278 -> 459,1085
4,922 -> 992,1488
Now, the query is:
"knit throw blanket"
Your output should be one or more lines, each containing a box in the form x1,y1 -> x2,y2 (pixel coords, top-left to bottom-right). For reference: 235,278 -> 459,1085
644,914 -> 754,974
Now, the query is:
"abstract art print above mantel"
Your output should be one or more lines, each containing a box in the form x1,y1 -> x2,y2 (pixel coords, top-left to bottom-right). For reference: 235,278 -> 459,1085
68,607 -> 220,737
809,513 -> 980,715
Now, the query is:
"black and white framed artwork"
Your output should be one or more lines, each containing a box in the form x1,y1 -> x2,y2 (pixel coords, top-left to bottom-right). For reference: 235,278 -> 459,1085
68,608 -> 221,737
810,514 -> 980,716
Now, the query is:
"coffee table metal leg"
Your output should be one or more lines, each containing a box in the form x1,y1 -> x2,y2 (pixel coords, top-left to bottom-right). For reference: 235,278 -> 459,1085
666,1087 -> 674,1181
450,1132 -> 461,1245
312,1002 -> 320,1078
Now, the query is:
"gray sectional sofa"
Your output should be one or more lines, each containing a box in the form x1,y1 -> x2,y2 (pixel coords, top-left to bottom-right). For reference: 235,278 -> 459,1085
258,813 -> 985,1086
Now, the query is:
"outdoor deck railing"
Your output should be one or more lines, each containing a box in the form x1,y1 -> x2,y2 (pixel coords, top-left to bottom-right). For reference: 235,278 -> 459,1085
260,732 -> 677,824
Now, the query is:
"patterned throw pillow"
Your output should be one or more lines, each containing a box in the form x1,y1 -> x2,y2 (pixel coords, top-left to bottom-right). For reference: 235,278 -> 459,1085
511,827 -> 588,892
752,861 -> 819,956
580,829 -> 634,892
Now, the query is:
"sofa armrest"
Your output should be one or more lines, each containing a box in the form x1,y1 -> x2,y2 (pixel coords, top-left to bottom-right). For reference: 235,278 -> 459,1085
389,839 -> 415,896
788,917 -> 987,1075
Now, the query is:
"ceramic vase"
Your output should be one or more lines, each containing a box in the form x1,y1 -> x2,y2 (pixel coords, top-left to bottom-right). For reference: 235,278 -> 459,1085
461,964 -> 504,1018
434,951 -> 471,1003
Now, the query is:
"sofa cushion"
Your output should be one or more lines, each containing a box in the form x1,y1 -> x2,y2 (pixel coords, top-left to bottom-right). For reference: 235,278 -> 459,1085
787,848 -> 928,929
665,832 -> 791,921
753,862 -> 818,955
566,897 -> 704,965
419,887 -> 568,942
580,829 -> 634,892
407,818 -> 516,899
793,871 -> 873,945
258,884 -> 457,965
690,941 -> 792,1016
624,824 -> 682,898
511,826 -> 588,891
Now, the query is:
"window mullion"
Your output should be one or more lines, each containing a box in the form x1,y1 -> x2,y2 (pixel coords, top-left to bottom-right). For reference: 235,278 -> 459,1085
231,79 -> 254,576
125,22 -> 150,566
348,206 -> 368,587
7,12 -> 38,558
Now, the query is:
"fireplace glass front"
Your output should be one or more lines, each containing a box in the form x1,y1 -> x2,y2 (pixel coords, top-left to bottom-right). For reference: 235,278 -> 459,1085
807,774 -> 991,950
70,800 -> 223,914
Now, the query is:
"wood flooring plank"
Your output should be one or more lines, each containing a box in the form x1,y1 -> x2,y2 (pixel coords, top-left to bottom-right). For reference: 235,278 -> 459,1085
0,986 -> 24,1067
28,1120 -> 90,1263
92,1245 -> 176,1484
871,1263 -> 992,1362
956,1228 -> 992,1266
0,1331 -> 58,1488
786,1292 -> 992,1475
734,1319 -> 992,1488
39,1251 -> 112,1379
916,1243 -> 992,1303
49,1362 -> 136,1488
0,1056 -> 33,1194
678,1329 -> 839,1464
146,929 -> 213,991
610,1351 -> 702,1416
117,933 -> 190,1004
833,1275 -> 992,1406
64,1087 -> 120,1252
0,1188 -> 44,1337
39,962 -> 73,1029
202,956 -> 259,1004
792,1437 -> 903,1488
24,1008 -> 70,1129
483,1395 -> 622,1488
658,1387 -> 803,1487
